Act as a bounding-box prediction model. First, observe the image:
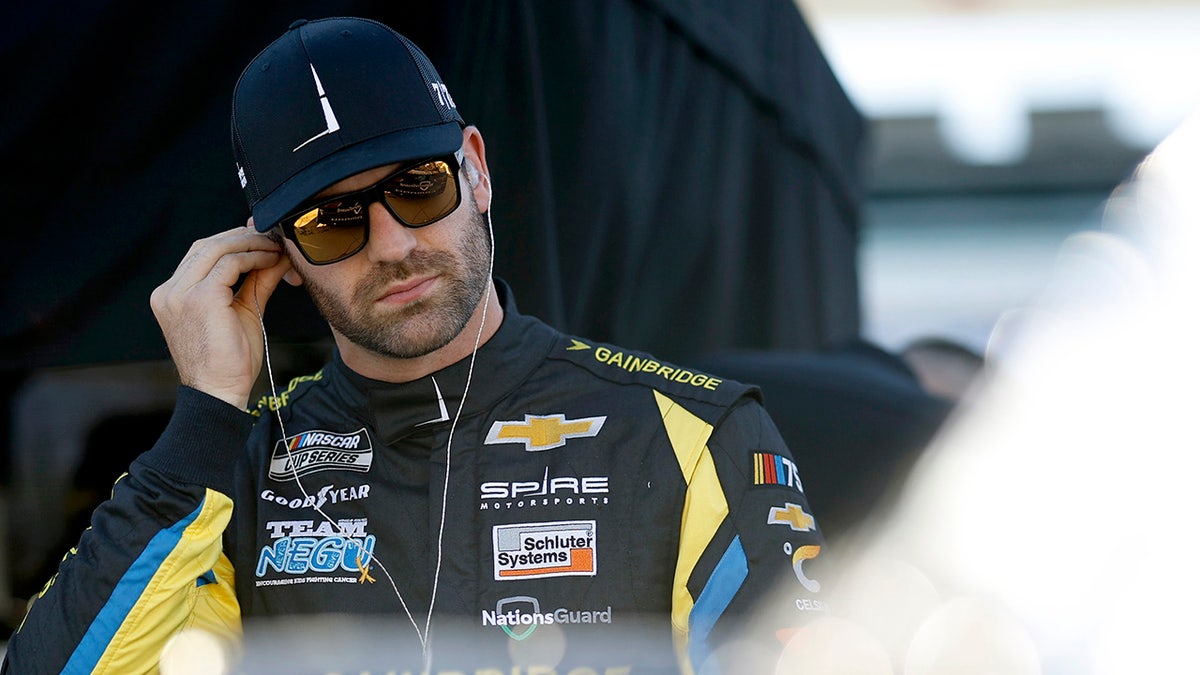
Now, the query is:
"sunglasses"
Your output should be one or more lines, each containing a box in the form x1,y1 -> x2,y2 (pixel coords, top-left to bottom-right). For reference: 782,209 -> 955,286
276,150 -> 464,265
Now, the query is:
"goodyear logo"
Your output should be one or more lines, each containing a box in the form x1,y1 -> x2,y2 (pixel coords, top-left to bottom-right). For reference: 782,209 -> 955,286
269,428 -> 372,480
260,483 -> 371,511
493,520 -> 597,580
485,414 -> 605,451
752,452 -> 804,492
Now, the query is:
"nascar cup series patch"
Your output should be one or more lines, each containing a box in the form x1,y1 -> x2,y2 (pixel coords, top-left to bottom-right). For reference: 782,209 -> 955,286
269,428 -> 374,480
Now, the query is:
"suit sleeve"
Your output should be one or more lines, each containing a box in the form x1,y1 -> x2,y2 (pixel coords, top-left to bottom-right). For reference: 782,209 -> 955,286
664,394 -> 827,674
2,387 -> 254,675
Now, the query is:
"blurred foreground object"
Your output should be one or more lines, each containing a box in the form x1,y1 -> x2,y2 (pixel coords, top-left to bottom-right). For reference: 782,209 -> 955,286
789,107 -> 1200,674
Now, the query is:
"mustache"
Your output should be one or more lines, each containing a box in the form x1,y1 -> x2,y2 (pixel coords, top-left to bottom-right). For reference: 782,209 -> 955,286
353,250 -> 455,297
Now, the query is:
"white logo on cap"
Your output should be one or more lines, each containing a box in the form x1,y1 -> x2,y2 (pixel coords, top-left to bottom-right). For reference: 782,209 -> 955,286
294,64 -> 342,152
431,82 -> 456,109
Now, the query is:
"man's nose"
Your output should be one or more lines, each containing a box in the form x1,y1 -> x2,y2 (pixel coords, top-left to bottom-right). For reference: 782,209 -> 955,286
364,200 -> 419,262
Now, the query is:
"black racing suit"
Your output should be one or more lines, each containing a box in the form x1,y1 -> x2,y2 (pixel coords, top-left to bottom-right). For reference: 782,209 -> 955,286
3,280 -> 827,674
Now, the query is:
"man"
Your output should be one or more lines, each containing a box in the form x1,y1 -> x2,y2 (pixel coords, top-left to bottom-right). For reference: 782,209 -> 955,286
2,17 -> 824,674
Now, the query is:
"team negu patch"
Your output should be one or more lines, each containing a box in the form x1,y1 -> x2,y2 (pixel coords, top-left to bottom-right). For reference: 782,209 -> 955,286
255,517 -> 378,586
269,428 -> 373,480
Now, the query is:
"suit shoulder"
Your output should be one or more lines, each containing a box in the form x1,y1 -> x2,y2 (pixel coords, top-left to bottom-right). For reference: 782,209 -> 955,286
248,367 -> 328,418
547,336 -> 760,408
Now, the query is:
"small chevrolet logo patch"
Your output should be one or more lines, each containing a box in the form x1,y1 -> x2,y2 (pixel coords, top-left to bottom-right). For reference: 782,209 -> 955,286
767,502 -> 816,532
485,414 -> 607,451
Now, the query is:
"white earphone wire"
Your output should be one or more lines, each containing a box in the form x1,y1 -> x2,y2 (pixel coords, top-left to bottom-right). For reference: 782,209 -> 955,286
253,168 -> 496,672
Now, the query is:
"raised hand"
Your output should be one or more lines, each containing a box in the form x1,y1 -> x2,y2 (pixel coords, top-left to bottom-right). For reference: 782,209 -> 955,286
150,221 -> 294,409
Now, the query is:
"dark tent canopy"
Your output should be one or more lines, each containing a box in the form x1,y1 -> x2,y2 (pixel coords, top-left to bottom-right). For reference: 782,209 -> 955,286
0,0 -> 865,371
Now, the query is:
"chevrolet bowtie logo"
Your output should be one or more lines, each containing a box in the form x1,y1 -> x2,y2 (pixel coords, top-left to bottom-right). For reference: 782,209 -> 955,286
485,413 -> 607,451
767,502 -> 816,532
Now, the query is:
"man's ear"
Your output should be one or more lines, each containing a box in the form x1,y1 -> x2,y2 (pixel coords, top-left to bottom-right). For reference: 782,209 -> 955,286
461,125 -> 491,212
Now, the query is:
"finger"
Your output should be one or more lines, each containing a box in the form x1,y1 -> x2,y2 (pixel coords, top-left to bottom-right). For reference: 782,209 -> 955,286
153,249 -> 283,322
202,249 -> 287,292
170,228 -> 283,288
234,250 -> 294,314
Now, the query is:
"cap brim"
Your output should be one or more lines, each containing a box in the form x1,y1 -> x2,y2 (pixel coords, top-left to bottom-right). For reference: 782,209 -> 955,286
252,121 -> 464,232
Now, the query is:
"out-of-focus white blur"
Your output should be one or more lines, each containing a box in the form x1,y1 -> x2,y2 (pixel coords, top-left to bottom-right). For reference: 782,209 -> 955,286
800,1 -> 1200,355
808,4 -> 1200,163
774,107 -> 1200,674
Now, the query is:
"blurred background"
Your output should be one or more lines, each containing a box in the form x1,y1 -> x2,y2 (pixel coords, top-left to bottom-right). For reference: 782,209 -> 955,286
3,0 -> 1199,670
800,0 -> 1200,354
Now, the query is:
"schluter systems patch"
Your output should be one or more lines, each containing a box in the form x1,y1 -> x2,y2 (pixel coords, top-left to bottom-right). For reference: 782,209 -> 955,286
492,520 -> 597,580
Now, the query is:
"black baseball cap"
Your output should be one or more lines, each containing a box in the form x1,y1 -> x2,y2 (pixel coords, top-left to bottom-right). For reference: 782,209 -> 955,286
231,17 -> 465,233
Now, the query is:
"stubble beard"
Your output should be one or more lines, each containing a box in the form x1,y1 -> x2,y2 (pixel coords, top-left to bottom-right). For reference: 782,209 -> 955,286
302,210 -> 492,359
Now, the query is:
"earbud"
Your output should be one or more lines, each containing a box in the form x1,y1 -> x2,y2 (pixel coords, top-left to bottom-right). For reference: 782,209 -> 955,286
464,158 -> 488,189
464,159 -> 479,187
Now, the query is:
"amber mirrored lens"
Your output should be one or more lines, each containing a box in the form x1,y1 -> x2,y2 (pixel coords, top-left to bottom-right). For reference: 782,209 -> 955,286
291,200 -> 369,263
383,160 -> 459,226
283,157 -> 461,265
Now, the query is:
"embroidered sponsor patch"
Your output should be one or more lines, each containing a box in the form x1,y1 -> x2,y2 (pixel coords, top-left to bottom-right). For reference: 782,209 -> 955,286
485,414 -> 606,451
492,520 -> 597,580
479,467 -> 610,511
269,428 -> 373,480
260,483 -> 371,510
787,542 -> 822,594
255,518 -> 377,585
751,452 -> 804,492
482,595 -> 613,641
767,502 -> 816,532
